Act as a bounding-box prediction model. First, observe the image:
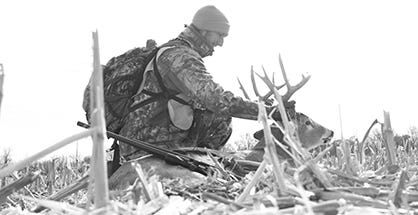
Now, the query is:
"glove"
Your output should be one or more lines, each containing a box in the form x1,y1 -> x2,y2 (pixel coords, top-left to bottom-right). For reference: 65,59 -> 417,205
264,98 -> 274,106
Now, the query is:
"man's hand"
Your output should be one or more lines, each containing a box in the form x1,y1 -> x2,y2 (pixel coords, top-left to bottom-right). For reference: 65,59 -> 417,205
264,98 -> 274,106
264,99 -> 295,109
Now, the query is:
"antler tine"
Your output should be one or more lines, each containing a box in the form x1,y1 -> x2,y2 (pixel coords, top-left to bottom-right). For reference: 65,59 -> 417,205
279,54 -> 311,102
255,66 -> 275,92
279,54 -> 290,89
237,77 -> 251,100
262,83 -> 285,102
260,65 -> 285,101
250,66 -> 261,98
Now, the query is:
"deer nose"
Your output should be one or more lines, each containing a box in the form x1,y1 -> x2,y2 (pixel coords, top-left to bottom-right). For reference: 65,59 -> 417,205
322,130 -> 334,144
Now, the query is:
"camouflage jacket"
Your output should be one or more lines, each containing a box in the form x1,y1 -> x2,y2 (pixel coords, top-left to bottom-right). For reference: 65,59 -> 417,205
119,25 -> 260,158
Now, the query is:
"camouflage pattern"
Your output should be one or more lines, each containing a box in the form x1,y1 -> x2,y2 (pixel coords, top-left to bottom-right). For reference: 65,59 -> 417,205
119,25 -> 260,159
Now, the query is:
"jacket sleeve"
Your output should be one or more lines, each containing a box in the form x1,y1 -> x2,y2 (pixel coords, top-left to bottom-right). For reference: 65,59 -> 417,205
158,47 -> 260,121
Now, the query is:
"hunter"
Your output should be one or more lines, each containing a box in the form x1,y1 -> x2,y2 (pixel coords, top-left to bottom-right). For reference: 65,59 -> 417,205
119,5 -> 286,159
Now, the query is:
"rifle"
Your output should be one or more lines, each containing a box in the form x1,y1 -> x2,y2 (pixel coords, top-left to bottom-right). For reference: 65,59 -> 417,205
77,121 -> 213,176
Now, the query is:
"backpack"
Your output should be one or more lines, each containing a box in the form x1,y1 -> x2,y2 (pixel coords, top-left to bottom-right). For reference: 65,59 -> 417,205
83,40 -> 186,133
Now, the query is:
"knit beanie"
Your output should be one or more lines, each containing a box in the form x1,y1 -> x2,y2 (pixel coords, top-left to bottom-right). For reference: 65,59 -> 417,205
192,5 -> 230,36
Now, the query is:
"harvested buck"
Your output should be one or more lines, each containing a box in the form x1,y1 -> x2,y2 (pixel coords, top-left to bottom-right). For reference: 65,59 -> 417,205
238,55 -> 334,162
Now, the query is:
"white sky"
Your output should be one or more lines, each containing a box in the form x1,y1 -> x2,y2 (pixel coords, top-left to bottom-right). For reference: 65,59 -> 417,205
1,0 -> 418,160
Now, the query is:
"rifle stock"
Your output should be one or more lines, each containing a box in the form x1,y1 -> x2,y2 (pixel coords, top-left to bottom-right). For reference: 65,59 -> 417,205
77,121 -> 212,176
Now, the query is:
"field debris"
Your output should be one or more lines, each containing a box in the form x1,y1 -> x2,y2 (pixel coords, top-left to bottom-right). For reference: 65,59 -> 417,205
2,78 -> 418,215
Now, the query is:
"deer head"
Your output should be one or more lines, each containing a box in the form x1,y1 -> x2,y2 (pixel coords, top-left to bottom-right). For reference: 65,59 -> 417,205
238,55 -> 334,162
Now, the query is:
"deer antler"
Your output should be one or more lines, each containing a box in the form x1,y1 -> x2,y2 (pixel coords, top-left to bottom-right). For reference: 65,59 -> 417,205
250,66 -> 261,98
237,55 -> 310,103
238,66 -> 270,102
237,77 -> 251,100
237,66 -> 277,103
259,66 -> 285,101
251,66 -> 284,103
279,54 -> 311,102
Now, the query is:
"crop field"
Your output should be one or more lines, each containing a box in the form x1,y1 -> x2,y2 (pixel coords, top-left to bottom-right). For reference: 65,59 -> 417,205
1,120 -> 418,214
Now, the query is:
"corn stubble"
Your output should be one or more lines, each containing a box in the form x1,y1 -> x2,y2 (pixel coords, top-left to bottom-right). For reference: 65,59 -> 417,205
1,49 -> 418,214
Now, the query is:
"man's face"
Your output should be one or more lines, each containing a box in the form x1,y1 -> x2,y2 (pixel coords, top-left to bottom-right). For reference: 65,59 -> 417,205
204,31 -> 227,48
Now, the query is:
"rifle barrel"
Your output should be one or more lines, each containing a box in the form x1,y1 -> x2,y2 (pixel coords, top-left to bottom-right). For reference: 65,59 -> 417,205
76,121 -> 211,176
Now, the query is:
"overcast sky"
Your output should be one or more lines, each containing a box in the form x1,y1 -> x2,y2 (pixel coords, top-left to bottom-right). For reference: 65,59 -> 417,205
1,0 -> 418,160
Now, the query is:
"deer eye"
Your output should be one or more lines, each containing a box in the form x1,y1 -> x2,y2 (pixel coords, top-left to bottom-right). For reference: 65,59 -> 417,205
305,120 -> 313,126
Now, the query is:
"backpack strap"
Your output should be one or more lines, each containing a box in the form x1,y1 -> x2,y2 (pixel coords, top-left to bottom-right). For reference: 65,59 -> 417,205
129,46 -> 189,112
151,53 -> 189,105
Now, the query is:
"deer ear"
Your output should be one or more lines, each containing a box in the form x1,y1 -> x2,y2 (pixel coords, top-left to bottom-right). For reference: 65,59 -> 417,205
253,127 -> 285,141
253,130 -> 263,140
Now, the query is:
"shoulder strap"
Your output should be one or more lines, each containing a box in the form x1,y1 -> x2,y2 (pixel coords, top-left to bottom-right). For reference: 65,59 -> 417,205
152,49 -> 190,105
129,46 -> 189,112
152,51 -> 169,93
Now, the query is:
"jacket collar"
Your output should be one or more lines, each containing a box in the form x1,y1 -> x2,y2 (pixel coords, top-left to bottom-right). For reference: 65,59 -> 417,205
177,24 -> 214,58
